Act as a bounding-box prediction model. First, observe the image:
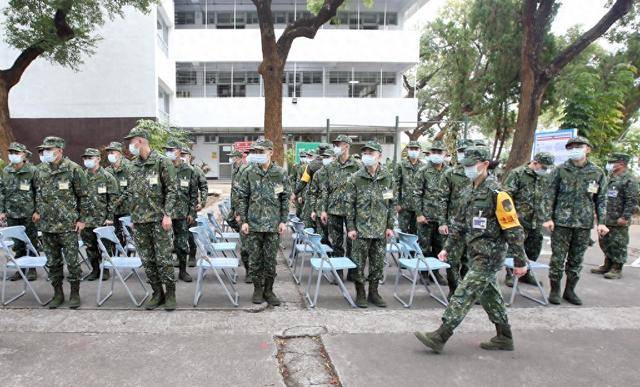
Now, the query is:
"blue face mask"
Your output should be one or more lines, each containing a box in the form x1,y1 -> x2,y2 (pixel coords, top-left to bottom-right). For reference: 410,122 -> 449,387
252,154 -> 268,165
42,150 -> 56,164
568,147 -> 586,160
429,154 -> 444,164
361,154 -> 376,167
407,150 -> 421,159
464,164 -> 480,180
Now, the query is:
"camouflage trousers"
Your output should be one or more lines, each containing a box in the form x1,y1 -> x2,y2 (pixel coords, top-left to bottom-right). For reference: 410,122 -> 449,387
508,225 -> 544,262
598,226 -> 629,265
444,236 -> 468,285
417,221 -> 444,257
549,226 -> 591,282
317,218 -> 330,246
133,222 -> 175,286
42,231 -> 81,286
114,214 -> 128,248
351,238 -> 386,283
7,217 -> 38,258
81,227 -> 101,269
397,209 -> 418,235
442,265 -> 509,331
172,218 -> 190,264
240,231 -> 249,266
328,215 -> 351,258
246,232 -> 279,283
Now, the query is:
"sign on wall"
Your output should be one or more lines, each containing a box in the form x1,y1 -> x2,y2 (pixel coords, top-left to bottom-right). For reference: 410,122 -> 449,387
294,142 -> 321,163
532,129 -> 577,166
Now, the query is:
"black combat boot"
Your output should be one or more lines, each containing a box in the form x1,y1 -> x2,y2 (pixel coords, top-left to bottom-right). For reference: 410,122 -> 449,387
263,277 -> 281,306
548,280 -> 561,305
367,281 -> 386,307
591,257 -> 612,275
505,269 -> 514,287
414,325 -> 454,354
354,282 -> 367,308
9,269 -> 26,282
243,260 -> 252,284
68,281 -> 81,309
480,324 -> 514,351
562,277 -> 582,305
145,283 -> 165,310
48,283 -> 64,309
26,268 -> 37,281
252,279 -> 265,304
164,283 -> 177,311
85,258 -> 101,281
178,258 -> 192,282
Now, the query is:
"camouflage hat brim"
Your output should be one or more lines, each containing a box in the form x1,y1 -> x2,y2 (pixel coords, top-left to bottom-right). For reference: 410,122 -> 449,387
8,145 -> 25,152
361,145 -> 382,152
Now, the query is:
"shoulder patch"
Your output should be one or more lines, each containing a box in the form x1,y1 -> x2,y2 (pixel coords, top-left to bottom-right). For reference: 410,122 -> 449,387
495,191 -> 520,230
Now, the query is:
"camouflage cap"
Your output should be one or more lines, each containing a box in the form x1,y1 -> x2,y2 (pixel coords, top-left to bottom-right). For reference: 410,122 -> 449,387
565,136 -> 592,149
462,146 -> 491,166
608,152 -> 631,163
8,142 -> 27,153
82,148 -> 101,158
406,141 -> 421,149
429,140 -> 446,151
321,148 -> 335,157
180,147 -> 192,155
164,138 -> 184,150
474,139 -> 488,147
124,127 -> 150,140
253,139 -> 274,150
456,139 -> 475,150
298,150 -> 309,158
353,154 -> 361,159
533,152 -> 555,166
332,135 -> 353,145
361,140 -> 383,153
228,149 -> 243,157
105,141 -> 124,152
40,136 -> 65,149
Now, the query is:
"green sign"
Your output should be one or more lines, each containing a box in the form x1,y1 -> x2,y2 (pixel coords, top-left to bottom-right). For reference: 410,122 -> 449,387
294,142 -> 321,163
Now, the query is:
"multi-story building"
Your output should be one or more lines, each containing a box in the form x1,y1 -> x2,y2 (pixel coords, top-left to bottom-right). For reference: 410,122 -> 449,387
1,0 -> 427,178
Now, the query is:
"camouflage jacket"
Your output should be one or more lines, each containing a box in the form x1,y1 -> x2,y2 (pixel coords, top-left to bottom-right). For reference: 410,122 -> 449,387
171,162 -> 198,220
295,158 -> 323,196
604,169 -> 638,226
321,158 -> 361,216
0,163 -> 38,219
445,176 -> 527,270
231,163 -> 252,213
304,166 -> 328,215
418,162 -> 448,221
35,157 -> 89,233
503,165 -> 549,230
193,164 -> 209,208
84,167 -> 119,228
393,158 -> 424,211
237,162 -> 290,233
346,166 -> 396,239
544,160 -> 607,229
437,164 -> 471,226
106,159 -> 132,216
127,151 -> 178,224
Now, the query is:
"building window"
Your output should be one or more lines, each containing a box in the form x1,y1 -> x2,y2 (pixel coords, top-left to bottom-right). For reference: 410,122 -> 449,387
203,134 -> 217,143
176,90 -> 191,98
288,85 -> 301,97
175,11 -> 195,25
247,72 -> 260,84
349,84 -> 377,98
156,17 -> 169,52
382,72 -> 396,84
302,72 -> 322,84
329,71 -> 350,84
177,70 -> 197,85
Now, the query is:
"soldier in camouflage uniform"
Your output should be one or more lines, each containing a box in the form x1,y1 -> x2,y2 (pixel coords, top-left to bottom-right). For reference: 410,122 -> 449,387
0,142 -> 39,281
34,136 -> 89,309
105,142 -> 132,247
290,151 -> 310,218
593,152 -> 638,279
231,145 -> 256,283
165,140 -> 198,283
416,141 -> 449,288
543,136 -> 608,305
346,141 -> 396,308
80,148 -> 119,281
180,146 -> 207,268
503,152 -> 555,287
237,139 -> 290,306
415,147 -> 529,353
436,139 -> 475,288
125,127 -> 178,311
298,143 -> 331,228
320,135 -> 360,281
394,140 -> 424,235
307,148 -> 334,246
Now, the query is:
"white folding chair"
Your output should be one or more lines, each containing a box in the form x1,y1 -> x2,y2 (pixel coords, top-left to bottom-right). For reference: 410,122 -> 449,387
196,216 -> 238,282
504,258 -> 549,306
190,226 -> 239,307
290,222 -> 333,285
77,238 -> 94,280
207,212 -> 240,242
393,231 -> 450,308
382,239 -> 401,284
304,232 -> 357,308
93,226 -> 150,307
0,226 -> 51,306
118,216 -> 137,256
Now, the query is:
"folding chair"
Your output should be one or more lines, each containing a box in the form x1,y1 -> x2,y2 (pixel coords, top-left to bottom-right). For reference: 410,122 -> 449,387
118,216 -> 137,256
290,222 -> 333,284
382,239 -> 402,284
393,231 -> 450,307
304,231 -> 357,308
504,258 -> 549,306
77,238 -> 94,280
190,226 -> 239,307
93,226 -> 149,307
206,212 -> 240,242
1,226 -> 51,306
196,216 -> 238,282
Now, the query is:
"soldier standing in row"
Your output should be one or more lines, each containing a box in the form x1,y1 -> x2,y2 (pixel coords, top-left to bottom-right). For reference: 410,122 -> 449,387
231,146 -> 256,283
182,147 -> 209,268
415,147 -> 528,353
593,152 -> 638,279
503,152 -> 555,286
81,148 -> 119,281
394,140 -> 424,235
346,141 -> 396,308
0,142 -> 39,281
105,142 -> 131,247
308,148 -> 334,247
125,127 -> 178,311
35,136 -> 89,309
543,136 -> 608,305
237,139 -> 290,306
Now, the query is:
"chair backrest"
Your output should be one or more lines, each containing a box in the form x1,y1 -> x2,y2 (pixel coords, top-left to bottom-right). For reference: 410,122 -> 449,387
206,211 -> 224,234
397,231 -> 423,258
189,226 -> 215,262
218,203 -> 229,218
93,226 -> 127,258
303,230 -> 325,254
0,226 -> 39,256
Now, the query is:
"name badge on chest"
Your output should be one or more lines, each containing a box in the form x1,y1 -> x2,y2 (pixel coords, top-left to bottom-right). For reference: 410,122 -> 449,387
274,184 -> 284,195
587,181 -> 599,194
607,189 -> 618,198
97,186 -> 107,194
19,181 -> 30,191
382,189 -> 393,200
119,179 -> 128,187
473,211 -> 487,230
180,179 -> 189,188
148,175 -> 159,186
58,181 -> 70,190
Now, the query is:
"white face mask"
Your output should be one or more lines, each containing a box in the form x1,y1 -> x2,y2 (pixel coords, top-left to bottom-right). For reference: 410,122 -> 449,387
42,150 -> 56,163
83,159 -> 97,169
107,153 -> 119,164
605,163 -> 615,173
165,150 -> 178,161
361,154 -> 377,167
39,155 -> 45,163
129,143 -> 140,156
568,147 -> 586,161
407,150 -> 421,159
253,153 -> 268,165
464,164 -> 480,180
8,154 -> 23,164
534,168 -> 548,176
429,154 -> 444,164
333,146 -> 343,157
322,158 -> 333,166
457,152 -> 466,162
444,156 -> 452,164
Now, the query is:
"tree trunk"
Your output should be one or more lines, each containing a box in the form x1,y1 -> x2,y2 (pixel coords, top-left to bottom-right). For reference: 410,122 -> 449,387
0,78 -> 15,160
260,59 -> 285,165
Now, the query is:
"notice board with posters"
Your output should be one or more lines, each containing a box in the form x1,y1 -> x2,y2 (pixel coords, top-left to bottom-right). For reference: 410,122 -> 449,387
233,141 -> 253,162
532,129 -> 577,166
294,142 -> 321,163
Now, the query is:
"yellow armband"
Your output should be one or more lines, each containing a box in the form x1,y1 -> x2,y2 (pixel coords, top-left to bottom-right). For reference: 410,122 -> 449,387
301,166 -> 311,183
495,191 -> 520,230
